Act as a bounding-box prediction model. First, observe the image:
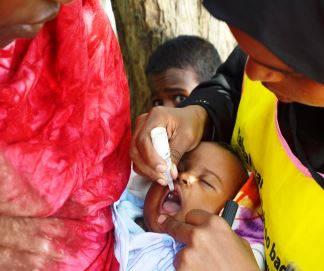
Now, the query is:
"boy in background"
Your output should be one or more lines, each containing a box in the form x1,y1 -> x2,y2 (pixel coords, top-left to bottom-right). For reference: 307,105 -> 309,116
146,35 -> 221,108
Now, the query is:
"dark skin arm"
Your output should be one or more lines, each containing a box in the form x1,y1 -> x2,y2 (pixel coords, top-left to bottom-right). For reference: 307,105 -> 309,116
131,47 -> 246,183
130,105 -> 208,183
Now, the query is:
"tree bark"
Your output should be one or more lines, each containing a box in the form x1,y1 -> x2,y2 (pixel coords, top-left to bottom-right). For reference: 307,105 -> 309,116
111,0 -> 236,122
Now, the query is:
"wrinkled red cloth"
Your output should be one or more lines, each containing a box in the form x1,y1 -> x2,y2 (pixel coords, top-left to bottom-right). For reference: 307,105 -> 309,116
0,0 -> 130,270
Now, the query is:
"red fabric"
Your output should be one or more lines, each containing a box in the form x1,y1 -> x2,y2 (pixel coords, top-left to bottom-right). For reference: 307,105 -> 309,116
0,0 -> 130,270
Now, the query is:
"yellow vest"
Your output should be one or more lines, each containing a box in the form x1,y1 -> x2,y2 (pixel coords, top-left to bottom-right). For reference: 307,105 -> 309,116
232,75 -> 324,271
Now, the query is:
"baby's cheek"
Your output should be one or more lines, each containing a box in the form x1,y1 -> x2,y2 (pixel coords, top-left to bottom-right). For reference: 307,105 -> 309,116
195,196 -> 223,215
144,212 -> 164,233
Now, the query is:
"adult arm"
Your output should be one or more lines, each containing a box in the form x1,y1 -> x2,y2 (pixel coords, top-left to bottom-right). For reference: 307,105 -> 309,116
130,46 -> 247,181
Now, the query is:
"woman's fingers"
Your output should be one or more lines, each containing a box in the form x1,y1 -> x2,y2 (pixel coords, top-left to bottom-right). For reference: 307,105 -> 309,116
161,215 -> 196,245
158,210 -> 260,271
184,209 -> 213,226
131,105 -> 208,182
131,112 -> 168,183
160,210 -> 220,245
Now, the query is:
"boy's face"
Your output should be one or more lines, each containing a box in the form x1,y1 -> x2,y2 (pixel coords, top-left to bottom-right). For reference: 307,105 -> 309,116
143,142 -> 246,233
148,68 -> 199,108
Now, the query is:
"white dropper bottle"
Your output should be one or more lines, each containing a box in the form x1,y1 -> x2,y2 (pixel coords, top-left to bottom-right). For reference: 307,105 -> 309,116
150,127 -> 174,191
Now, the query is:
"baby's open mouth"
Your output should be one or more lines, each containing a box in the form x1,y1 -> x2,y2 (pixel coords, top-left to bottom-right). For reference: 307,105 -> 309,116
161,188 -> 182,215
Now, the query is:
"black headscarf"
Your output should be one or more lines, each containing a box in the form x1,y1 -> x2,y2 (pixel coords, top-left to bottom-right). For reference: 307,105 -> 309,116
203,0 -> 324,83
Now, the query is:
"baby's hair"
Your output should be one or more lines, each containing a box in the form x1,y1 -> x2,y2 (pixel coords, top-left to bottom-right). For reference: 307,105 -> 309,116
146,35 -> 221,83
214,141 -> 249,181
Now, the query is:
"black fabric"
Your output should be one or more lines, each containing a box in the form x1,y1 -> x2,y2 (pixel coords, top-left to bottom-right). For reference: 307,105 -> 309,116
181,47 -> 324,188
203,0 -> 324,84
278,103 -> 324,175
287,104 -> 324,188
177,47 -> 246,142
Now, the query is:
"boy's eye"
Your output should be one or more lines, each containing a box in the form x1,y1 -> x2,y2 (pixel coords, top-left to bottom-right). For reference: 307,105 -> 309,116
174,95 -> 187,104
152,99 -> 163,106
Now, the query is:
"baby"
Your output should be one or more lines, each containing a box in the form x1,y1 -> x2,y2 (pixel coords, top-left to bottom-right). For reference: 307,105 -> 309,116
143,141 -> 247,233
113,142 -> 264,271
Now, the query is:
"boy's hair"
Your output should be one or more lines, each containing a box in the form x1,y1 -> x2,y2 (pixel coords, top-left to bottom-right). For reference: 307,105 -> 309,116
146,35 -> 221,82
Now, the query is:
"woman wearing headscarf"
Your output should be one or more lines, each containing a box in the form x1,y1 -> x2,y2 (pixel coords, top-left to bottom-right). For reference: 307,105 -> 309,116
130,0 -> 324,270
0,0 -> 130,270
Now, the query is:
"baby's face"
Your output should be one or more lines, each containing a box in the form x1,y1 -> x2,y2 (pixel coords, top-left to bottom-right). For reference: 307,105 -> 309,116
144,142 -> 246,233
148,68 -> 199,108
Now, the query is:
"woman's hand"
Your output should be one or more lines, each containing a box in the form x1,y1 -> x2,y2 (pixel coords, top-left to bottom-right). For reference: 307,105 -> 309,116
158,209 -> 260,271
130,105 -> 208,183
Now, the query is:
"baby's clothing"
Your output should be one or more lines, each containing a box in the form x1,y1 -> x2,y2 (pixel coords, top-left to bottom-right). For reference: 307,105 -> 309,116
113,189 -> 184,271
113,183 -> 265,271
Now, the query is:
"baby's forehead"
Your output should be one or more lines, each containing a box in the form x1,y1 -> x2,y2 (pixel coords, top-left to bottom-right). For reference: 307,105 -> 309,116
183,142 -> 239,171
185,142 -> 227,158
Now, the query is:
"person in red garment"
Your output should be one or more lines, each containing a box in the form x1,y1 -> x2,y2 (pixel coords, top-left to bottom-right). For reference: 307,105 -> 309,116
0,0 -> 131,270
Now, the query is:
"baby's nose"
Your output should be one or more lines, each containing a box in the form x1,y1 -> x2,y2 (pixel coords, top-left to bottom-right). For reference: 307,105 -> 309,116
180,178 -> 188,185
177,173 -> 196,186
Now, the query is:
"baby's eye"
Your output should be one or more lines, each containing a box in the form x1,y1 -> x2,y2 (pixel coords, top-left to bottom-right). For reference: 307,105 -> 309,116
200,179 -> 215,190
152,99 -> 163,107
174,95 -> 187,105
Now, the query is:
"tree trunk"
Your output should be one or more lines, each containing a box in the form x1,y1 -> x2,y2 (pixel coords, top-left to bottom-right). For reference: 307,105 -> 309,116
111,0 -> 236,122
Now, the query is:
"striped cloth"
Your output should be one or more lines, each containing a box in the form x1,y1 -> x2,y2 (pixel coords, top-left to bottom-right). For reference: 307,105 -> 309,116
112,190 -> 184,271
